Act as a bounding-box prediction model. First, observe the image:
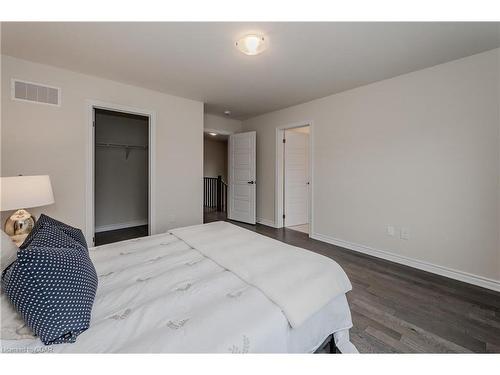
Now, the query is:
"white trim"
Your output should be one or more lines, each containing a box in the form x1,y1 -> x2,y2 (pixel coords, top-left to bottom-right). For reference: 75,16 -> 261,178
256,217 -> 278,228
85,100 -> 156,246
275,121 -> 314,237
95,219 -> 148,233
11,78 -> 61,107
311,232 -> 500,292
227,133 -> 233,221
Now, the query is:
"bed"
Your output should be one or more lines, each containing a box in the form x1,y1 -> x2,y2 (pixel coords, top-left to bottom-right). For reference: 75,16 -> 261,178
1,221 -> 357,353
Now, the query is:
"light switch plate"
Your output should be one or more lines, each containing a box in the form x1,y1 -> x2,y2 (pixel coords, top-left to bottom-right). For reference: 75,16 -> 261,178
387,225 -> 395,237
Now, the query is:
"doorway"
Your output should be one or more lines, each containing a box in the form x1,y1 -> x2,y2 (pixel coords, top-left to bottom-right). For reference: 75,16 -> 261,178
88,104 -> 153,246
203,131 -> 229,222
276,124 -> 312,234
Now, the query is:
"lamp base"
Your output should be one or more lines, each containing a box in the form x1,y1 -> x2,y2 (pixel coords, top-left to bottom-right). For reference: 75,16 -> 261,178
4,209 -> 36,236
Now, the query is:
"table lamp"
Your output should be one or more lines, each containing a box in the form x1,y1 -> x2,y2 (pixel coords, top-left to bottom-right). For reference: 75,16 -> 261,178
1,175 -> 55,237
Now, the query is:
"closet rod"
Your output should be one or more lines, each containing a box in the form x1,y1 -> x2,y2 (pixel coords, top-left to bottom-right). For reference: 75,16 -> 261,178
96,142 -> 148,150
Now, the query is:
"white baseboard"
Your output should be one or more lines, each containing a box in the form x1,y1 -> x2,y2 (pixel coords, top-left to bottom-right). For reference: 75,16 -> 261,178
311,232 -> 500,292
95,219 -> 148,233
256,218 -> 278,228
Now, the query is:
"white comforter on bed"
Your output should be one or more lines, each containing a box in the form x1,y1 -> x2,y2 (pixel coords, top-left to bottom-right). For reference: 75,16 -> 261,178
1,224 -> 356,353
171,221 -> 352,328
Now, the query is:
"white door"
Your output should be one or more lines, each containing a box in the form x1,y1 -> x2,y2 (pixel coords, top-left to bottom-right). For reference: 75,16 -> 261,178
284,130 -> 309,227
228,131 -> 256,224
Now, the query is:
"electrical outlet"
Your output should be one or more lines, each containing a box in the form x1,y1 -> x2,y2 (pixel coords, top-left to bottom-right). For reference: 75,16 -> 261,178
387,225 -> 395,237
400,227 -> 410,240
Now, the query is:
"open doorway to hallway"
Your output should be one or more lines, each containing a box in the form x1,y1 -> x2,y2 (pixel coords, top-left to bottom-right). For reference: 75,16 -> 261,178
203,131 -> 228,222
282,125 -> 310,234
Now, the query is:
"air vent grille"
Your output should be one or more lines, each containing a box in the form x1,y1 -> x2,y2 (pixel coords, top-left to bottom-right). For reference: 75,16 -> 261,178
11,79 -> 60,106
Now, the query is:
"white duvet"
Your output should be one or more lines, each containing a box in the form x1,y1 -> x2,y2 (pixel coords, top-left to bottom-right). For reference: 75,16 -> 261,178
1,223 -> 356,353
171,221 -> 352,328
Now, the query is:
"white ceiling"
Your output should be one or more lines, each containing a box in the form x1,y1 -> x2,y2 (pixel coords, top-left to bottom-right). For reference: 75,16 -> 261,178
2,22 -> 499,119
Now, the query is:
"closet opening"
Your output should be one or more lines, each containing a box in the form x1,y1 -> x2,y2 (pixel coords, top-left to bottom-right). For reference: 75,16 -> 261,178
93,108 -> 149,246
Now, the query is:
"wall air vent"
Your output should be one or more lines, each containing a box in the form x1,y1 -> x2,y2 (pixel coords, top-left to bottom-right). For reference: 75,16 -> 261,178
11,79 -> 61,106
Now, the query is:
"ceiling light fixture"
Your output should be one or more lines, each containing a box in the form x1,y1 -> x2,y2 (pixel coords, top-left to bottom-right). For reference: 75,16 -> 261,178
208,132 -> 217,136
236,34 -> 266,56
224,110 -> 231,116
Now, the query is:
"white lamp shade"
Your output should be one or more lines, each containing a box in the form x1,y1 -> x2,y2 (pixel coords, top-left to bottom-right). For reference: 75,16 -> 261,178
1,175 -> 55,211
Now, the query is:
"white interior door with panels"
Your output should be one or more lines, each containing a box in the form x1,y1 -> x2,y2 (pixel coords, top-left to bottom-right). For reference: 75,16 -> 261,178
284,130 -> 309,227
228,131 -> 256,224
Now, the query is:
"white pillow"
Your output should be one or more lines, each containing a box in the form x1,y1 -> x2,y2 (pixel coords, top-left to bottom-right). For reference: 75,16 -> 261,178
1,293 -> 36,340
1,231 -> 18,273
1,233 -> 36,341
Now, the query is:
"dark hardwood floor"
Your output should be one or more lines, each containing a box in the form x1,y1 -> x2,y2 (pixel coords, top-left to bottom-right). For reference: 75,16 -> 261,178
95,225 -> 148,246
204,209 -> 500,353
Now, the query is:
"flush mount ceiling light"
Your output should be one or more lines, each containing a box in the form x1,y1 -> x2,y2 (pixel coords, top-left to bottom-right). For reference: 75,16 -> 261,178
224,110 -> 231,116
235,34 -> 266,56
208,132 -> 217,136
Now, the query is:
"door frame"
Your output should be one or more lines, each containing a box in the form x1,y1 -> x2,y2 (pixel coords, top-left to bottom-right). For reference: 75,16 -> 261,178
275,121 -> 314,235
85,99 -> 156,246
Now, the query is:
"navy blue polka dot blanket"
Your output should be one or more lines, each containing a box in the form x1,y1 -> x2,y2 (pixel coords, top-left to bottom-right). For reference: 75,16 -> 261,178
2,215 -> 97,345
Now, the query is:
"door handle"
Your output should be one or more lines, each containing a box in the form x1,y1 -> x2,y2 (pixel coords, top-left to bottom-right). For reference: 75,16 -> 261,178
306,182 -> 310,185
247,181 -> 255,184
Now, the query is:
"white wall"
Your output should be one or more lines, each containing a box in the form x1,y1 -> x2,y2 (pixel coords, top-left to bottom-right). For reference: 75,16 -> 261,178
94,110 -> 149,231
204,113 -> 242,134
243,49 -> 500,289
1,55 -> 204,240
203,138 -> 228,181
